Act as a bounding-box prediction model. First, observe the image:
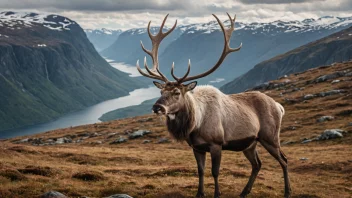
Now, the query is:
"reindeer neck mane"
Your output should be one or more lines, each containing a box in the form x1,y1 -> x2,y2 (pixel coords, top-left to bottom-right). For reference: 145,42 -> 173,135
166,92 -> 196,141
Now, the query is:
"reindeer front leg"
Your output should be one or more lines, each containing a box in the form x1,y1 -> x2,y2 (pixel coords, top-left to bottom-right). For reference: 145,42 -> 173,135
193,149 -> 206,197
210,144 -> 222,198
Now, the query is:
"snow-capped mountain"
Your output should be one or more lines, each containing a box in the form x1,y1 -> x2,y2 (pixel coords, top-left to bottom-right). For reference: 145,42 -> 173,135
0,11 -> 143,131
85,28 -> 122,51
0,11 -> 75,31
102,16 -> 352,85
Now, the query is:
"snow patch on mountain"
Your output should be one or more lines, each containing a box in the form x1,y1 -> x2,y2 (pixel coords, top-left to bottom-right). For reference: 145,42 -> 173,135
0,11 -> 74,31
125,16 -> 352,36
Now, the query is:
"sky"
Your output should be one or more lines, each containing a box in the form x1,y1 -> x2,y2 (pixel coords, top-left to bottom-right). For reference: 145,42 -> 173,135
0,0 -> 351,30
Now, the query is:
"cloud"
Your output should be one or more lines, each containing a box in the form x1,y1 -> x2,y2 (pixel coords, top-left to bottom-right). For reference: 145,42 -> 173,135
238,0 -> 324,4
0,0 -> 192,12
0,0 -> 351,30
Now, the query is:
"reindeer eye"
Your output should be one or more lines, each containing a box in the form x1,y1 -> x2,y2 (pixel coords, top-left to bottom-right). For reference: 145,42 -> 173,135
174,92 -> 180,95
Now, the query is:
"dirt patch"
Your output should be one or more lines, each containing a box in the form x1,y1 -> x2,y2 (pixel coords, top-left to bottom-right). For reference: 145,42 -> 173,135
66,154 -> 100,165
0,169 -> 27,181
146,167 -> 196,177
18,166 -> 56,177
107,156 -> 143,163
7,146 -> 41,154
72,171 -> 105,181
291,161 -> 352,175
104,169 -> 146,176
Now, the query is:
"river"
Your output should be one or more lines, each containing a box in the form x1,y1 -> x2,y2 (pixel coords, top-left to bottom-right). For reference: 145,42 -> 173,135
0,61 -> 159,139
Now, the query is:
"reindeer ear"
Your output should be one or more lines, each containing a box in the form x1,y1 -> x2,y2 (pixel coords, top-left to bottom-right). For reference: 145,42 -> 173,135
153,81 -> 164,89
185,81 -> 197,91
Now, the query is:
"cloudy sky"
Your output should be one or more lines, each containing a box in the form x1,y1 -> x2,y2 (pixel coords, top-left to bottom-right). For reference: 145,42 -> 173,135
0,0 -> 351,30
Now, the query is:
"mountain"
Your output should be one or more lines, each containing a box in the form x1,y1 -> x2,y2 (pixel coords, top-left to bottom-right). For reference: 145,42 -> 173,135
220,26 -> 352,94
0,11 -> 143,131
101,16 -> 352,85
84,28 -> 122,52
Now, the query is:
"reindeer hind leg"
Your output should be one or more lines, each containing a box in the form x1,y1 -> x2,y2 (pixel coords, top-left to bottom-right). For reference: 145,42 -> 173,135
260,139 -> 291,198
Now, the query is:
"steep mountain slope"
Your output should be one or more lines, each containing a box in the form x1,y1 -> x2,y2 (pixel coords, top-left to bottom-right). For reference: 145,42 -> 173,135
0,11 -> 143,131
84,28 -> 122,51
221,26 -> 352,94
101,16 -> 352,85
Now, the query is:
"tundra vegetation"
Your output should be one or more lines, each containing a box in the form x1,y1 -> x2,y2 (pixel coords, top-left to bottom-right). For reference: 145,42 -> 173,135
0,61 -> 351,198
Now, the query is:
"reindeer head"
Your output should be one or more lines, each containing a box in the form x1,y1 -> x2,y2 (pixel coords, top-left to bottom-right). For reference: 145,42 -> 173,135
136,13 -> 242,116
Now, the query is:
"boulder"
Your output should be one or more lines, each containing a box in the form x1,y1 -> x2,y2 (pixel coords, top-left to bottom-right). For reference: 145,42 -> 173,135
318,89 -> 346,97
40,191 -> 67,198
56,137 -> 72,144
128,130 -> 151,139
142,140 -> 151,144
318,129 -> 344,140
303,94 -> 315,100
317,116 -> 334,123
157,137 -> 170,144
331,80 -> 340,84
110,137 -> 128,144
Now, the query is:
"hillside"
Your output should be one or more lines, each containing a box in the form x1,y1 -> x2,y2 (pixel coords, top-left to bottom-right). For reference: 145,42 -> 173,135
84,28 -> 122,52
0,12 -> 143,132
99,98 -> 157,122
102,16 -> 352,85
221,26 -> 352,94
0,61 -> 351,198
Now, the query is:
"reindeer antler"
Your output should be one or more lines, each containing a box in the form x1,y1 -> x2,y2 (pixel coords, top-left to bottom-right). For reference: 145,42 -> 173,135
171,13 -> 242,83
136,14 -> 177,82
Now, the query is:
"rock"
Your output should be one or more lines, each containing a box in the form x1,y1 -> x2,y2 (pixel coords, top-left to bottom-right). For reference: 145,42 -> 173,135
32,138 -> 44,145
303,94 -> 315,100
128,130 -> 151,139
318,129 -> 344,140
104,194 -> 133,198
300,157 -> 308,161
157,137 -> 170,144
317,116 -> 334,123
348,122 -> 352,126
315,70 -> 349,83
301,139 -> 313,144
40,191 -> 67,198
95,141 -> 103,144
318,89 -> 346,97
90,132 -> 101,137
77,132 -> 90,137
107,133 -> 117,138
55,137 -> 72,144
331,80 -> 340,84
19,138 -> 29,143
110,137 -> 128,144
142,140 -> 151,144
282,141 -> 296,145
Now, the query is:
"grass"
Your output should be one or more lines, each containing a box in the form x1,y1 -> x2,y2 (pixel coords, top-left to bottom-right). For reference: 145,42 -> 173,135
0,61 -> 351,197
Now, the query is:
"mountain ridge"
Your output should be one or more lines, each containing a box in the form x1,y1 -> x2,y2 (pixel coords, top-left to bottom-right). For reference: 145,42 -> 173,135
0,11 -> 143,132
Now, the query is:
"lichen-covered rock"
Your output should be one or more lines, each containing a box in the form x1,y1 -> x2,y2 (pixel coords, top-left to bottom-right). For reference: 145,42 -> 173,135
318,129 -> 344,140
128,130 -> 151,139
40,191 -> 67,198
303,94 -> 315,100
317,116 -> 334,123
318,89 -> 346,97
110,137 -> 128,144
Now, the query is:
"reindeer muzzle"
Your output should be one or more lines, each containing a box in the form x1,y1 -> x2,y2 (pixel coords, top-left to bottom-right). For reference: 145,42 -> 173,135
152,104 -> 166,114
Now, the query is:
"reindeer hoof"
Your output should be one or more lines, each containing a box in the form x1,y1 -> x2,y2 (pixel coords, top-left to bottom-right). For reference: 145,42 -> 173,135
284,193 -> 291,198
196,192 -> 205,198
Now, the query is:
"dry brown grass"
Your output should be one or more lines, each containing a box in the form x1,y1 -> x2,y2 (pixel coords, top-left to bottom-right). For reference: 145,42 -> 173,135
0,61 -> 351,197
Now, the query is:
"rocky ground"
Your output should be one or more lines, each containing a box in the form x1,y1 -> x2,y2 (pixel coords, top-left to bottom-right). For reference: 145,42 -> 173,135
0,61 -> 351,198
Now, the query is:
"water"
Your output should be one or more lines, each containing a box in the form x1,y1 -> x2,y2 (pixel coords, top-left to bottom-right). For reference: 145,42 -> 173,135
104,58 -> 142,77
0,86 -> 159,139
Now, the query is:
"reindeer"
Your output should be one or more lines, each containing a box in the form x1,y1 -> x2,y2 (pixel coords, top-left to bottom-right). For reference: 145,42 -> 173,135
135,13 -> 291,198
